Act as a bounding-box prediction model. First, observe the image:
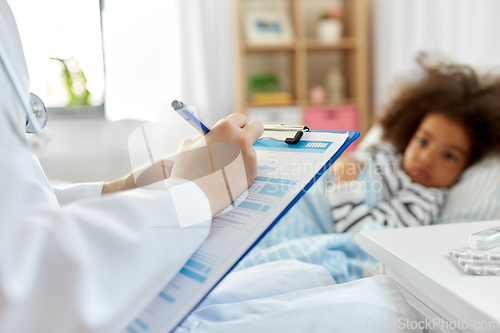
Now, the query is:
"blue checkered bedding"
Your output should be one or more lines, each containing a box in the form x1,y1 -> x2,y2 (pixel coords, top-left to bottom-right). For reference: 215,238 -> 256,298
235,232 -> 378,283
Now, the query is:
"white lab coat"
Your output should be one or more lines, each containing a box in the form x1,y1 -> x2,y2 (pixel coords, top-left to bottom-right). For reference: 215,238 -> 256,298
0,2 -> 212,332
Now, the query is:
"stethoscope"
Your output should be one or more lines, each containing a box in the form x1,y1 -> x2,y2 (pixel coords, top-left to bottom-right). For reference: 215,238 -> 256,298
0,41 -> 49,150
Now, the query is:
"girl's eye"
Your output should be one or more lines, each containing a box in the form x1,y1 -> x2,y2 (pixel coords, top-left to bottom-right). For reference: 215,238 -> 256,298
418,138 -> 428,146
445,152 -> 457,162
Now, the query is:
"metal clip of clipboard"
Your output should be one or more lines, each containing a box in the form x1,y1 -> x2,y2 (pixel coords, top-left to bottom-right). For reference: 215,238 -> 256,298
262,124 -> 310,145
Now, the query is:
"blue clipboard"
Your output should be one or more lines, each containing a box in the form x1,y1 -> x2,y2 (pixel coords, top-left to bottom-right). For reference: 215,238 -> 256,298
243,130 -> 360,259
178,130 -> 360,328
128,130 -> 360,333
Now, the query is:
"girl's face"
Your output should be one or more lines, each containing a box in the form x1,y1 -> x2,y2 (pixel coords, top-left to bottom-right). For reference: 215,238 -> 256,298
402,113 -> 471,188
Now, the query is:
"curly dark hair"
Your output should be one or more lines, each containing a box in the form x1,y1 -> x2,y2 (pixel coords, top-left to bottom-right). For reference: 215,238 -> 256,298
380,57 -> 500,166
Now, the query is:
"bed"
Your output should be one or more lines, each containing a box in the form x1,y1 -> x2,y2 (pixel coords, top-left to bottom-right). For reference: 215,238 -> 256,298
234,127 -> 500,283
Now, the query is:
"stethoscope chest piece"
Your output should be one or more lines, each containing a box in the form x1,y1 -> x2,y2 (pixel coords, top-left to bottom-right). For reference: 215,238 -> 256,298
25,93 -> 48,133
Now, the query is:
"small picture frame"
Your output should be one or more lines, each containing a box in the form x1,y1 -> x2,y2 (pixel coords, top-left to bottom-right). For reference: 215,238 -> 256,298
242,0 -> 294,45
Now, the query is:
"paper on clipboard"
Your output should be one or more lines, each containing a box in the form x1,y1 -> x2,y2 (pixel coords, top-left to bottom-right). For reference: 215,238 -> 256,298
125,131 -> 351,333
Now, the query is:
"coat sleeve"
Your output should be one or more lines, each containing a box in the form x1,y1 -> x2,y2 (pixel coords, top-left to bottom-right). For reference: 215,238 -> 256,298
52,182 -> 105,205
0,114 -> 213,333
0,167 -> 213,333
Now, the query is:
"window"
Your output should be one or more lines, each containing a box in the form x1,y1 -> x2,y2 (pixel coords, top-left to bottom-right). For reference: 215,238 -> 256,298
8,0 -> 105,111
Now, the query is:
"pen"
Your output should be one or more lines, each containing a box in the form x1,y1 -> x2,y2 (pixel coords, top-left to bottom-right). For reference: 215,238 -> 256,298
172,100 -> 237,204
172,100 -> 211,135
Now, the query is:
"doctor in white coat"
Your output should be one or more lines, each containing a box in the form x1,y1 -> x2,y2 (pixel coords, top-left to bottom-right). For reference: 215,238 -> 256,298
1,2 -> 423,332
0,1 -> 264,331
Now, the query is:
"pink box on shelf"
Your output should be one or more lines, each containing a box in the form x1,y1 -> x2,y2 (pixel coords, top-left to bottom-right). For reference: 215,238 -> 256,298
305,105 -> 358,152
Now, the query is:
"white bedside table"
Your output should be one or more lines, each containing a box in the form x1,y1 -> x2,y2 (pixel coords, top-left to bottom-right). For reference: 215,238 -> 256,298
359,221 -> 500,333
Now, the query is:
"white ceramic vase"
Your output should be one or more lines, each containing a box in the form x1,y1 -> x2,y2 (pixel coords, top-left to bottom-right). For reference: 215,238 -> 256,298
317,19 -> 342,44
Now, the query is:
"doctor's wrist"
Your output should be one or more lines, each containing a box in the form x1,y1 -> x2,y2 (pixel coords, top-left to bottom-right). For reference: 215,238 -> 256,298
102,179 -> 123,195
102,177 -> 134,195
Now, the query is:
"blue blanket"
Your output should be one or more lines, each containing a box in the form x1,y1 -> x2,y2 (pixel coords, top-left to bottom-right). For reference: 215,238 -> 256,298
235,176 -> 380,283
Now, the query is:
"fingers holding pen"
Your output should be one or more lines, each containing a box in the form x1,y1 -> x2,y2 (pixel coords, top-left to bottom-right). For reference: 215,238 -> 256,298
209,113 -> 261,145
242,120 -> 264,143
213,113 -> 248,131
227,114 -> 264,142
226,113 -> 249,128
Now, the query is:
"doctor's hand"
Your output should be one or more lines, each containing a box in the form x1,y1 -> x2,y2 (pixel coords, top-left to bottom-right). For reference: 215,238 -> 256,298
102,114 -> 264,216
170,113 -> 264,215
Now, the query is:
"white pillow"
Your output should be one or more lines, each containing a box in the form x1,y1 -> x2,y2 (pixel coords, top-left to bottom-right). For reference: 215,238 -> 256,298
437,154 -> 500,224
356,126 -> 500,224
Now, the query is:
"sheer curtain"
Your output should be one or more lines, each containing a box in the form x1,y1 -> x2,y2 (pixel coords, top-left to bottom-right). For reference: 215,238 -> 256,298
102,0 -> 234,125
178,0 -> 235,127
373,0 -> 500,113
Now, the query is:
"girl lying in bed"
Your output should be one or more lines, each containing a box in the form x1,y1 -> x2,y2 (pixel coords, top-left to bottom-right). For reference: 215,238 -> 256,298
330,59 -> 500,233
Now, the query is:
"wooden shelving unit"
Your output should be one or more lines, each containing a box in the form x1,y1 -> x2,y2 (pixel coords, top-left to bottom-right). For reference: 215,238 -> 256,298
234,0 -> 371,136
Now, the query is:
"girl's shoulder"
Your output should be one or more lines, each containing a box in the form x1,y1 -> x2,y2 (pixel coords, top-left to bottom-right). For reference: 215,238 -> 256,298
363,142 -> 401,166
368,142 -> 399,156
351,141 -> 398,164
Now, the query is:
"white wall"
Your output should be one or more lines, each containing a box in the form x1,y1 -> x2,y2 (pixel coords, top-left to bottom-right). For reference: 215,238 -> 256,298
372,0 -> 500,113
